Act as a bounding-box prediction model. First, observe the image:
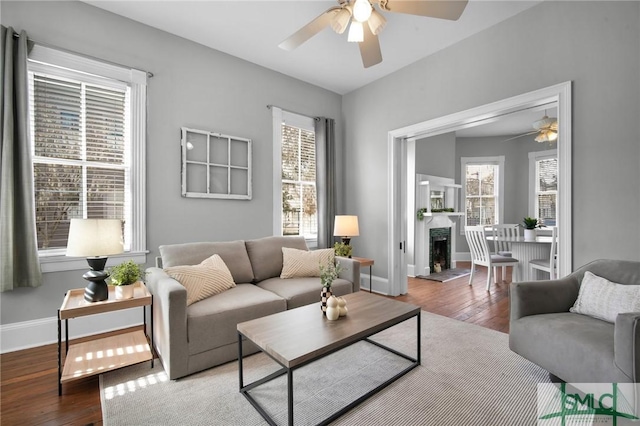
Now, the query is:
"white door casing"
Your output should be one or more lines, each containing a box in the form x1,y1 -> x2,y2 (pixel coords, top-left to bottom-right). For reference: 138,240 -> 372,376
388,82 -> 572,295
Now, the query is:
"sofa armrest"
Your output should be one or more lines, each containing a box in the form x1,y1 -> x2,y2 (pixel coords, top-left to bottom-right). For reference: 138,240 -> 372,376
336,257 -> 361,292
145,267 -> 189,380
510,276 -> 580,321
615,312 -> 640,381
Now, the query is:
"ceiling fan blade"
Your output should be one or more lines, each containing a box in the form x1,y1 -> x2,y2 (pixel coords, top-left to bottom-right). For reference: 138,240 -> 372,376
378,0 -> 468,21
278,7 -> 341,51
502,131 -> 537,142
359,24 -> 382,68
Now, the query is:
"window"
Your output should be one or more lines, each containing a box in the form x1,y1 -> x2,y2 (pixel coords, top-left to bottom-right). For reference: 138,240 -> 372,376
27,45 -> 147,271
272,108 -> 317,244
461,156 -> 505,231
529,150 -> 557,226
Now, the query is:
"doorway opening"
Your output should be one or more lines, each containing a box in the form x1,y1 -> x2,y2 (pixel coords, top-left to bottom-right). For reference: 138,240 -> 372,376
387,82 -> 572,296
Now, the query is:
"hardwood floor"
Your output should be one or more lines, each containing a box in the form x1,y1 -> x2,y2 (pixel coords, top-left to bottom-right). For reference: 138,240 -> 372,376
396,261 -> 513,334
0,262 -> 511,425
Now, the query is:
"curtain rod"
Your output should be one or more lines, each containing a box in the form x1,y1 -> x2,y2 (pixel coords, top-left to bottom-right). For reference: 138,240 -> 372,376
266,104 -> 321,121
12,31 -> 154,78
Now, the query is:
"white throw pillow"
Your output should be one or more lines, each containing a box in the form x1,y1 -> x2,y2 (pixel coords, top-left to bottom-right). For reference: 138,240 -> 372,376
570,271 -> 640,323
164,254 -> 236,306
280,248 -> 335,279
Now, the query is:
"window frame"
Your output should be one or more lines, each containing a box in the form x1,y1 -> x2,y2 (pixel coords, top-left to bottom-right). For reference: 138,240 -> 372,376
272,107 -> 318,248
460,156 -> 505,234
528,149 -> 558,224
28,45 -> 147,272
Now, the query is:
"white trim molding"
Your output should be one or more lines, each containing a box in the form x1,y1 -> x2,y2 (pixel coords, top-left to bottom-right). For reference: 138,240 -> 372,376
0,309 -> 143,354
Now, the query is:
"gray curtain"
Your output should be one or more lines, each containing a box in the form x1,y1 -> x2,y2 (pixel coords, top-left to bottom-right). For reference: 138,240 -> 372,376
314,117 -> 337,248
1,26 -> 42,291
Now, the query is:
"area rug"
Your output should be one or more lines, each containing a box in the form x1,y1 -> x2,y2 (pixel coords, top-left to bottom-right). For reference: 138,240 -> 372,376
416,268 -> 472,282
100,311 -> 549,425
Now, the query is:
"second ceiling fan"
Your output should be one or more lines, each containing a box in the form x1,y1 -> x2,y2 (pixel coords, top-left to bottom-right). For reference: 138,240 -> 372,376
278,0 -> 469,68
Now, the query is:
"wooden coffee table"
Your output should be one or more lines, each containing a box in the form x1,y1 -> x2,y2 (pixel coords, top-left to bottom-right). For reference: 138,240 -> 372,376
237,292 -> 420,426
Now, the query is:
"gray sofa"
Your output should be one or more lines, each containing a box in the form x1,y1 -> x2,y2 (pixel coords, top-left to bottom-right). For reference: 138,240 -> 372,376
509,259 -> 640,384
146,236 -> 361,380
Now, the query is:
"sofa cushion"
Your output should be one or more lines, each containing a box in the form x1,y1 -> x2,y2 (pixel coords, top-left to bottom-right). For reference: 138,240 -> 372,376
245,236 -> 308,282
570,271 -> 640,323
257,277 -> 353,310
159,240 -> 254,284
280,247 -> 334,279
164,255 -> 235,306
186,284 -> 286,355
510,312 -> 631,383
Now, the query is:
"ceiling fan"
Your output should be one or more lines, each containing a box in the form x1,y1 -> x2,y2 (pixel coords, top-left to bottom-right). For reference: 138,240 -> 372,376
278,0 -> 469,68
503,115 -> 559,143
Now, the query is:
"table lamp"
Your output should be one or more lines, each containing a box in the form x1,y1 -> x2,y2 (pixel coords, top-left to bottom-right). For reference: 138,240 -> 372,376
66,219 -> 124,302
333,215 -> 359,245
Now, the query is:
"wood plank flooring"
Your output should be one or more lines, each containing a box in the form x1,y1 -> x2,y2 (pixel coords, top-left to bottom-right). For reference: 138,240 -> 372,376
0,262 -> 511,425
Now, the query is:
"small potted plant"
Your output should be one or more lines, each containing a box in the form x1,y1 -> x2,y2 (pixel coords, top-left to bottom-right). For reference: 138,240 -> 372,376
109,260 -> 144,300
519,217 -> 544,241
333,241 -> 352,258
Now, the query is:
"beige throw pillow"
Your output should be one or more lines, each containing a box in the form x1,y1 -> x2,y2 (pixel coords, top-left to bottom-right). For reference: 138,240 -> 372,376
164,254 -> 236,306
570,271 -> 640,323
280,248 -> 335,279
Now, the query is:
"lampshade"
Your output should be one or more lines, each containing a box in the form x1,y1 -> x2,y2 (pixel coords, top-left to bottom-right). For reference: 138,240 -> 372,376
347,21 -> 364,43
331,7 -> 352,34
352,0 -> 372,22
334,215 -> 360,237
368,8 -> 387,35
66,219 -> 124,257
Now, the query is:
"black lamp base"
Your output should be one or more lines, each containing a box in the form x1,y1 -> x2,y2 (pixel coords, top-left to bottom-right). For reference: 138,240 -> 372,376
341,237 -> 351,246
83,257 -> 109,302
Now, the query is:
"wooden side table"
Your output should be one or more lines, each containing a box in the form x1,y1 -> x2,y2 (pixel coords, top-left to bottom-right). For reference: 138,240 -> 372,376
352,257 -> 374,292
57,282 -> 153,395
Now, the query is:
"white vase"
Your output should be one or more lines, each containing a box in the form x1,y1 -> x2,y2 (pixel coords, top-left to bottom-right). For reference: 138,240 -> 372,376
115,284 -> 135,300
338,297 -> 348,317
524,229 -> 537,241
326,296 -> 340,320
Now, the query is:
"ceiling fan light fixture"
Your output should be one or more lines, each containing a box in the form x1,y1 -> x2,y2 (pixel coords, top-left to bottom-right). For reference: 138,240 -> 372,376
368,8 -> 387,35
347,20 -> 364,42
532,115 -> 557,131
535,130 -> 558,143
352,0 -> 372,22
331,7 -> 352,34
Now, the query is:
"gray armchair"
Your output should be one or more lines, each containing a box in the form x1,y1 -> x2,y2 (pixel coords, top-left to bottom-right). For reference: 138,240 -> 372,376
509,259 -> 640,384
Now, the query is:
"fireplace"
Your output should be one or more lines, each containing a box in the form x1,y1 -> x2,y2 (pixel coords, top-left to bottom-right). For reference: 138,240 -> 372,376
429,227 -> 451,273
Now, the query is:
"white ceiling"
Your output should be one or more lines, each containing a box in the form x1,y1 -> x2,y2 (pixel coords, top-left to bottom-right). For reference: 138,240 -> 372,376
85,0 -> 541,95
455,105 -> 557,138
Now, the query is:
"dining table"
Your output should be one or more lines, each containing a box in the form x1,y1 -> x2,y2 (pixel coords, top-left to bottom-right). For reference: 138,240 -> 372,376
486,235 -> 554,282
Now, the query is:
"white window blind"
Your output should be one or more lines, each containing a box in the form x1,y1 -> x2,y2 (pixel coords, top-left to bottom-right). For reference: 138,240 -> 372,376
27,46 -> 147,271
461,156 -> 505,232
536,157 -> 557,226
281,123 -> 317,238
30,72 -> 129,251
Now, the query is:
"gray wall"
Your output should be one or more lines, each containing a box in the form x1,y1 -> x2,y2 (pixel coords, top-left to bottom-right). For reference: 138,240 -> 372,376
415,132 -> 456,178
454,135 -> 553,253
343,1 -> 640,283
1,1 -> 343,324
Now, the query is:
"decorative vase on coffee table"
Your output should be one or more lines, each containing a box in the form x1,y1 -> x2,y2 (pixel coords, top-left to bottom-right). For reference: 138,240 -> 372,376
321,286 -> 332,314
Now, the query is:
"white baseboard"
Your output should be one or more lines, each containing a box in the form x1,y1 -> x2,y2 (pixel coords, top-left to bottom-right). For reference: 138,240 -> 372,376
407,264 -> 415,277
1,308 -> 144,354
455,252 -> 471,262
359,274 -> 390,295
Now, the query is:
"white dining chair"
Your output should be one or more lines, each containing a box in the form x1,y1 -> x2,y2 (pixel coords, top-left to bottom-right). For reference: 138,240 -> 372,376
490,224 -> 520,257
465,226 -> 520,291
487,224 -> 519,282
529,226 -> 558,280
